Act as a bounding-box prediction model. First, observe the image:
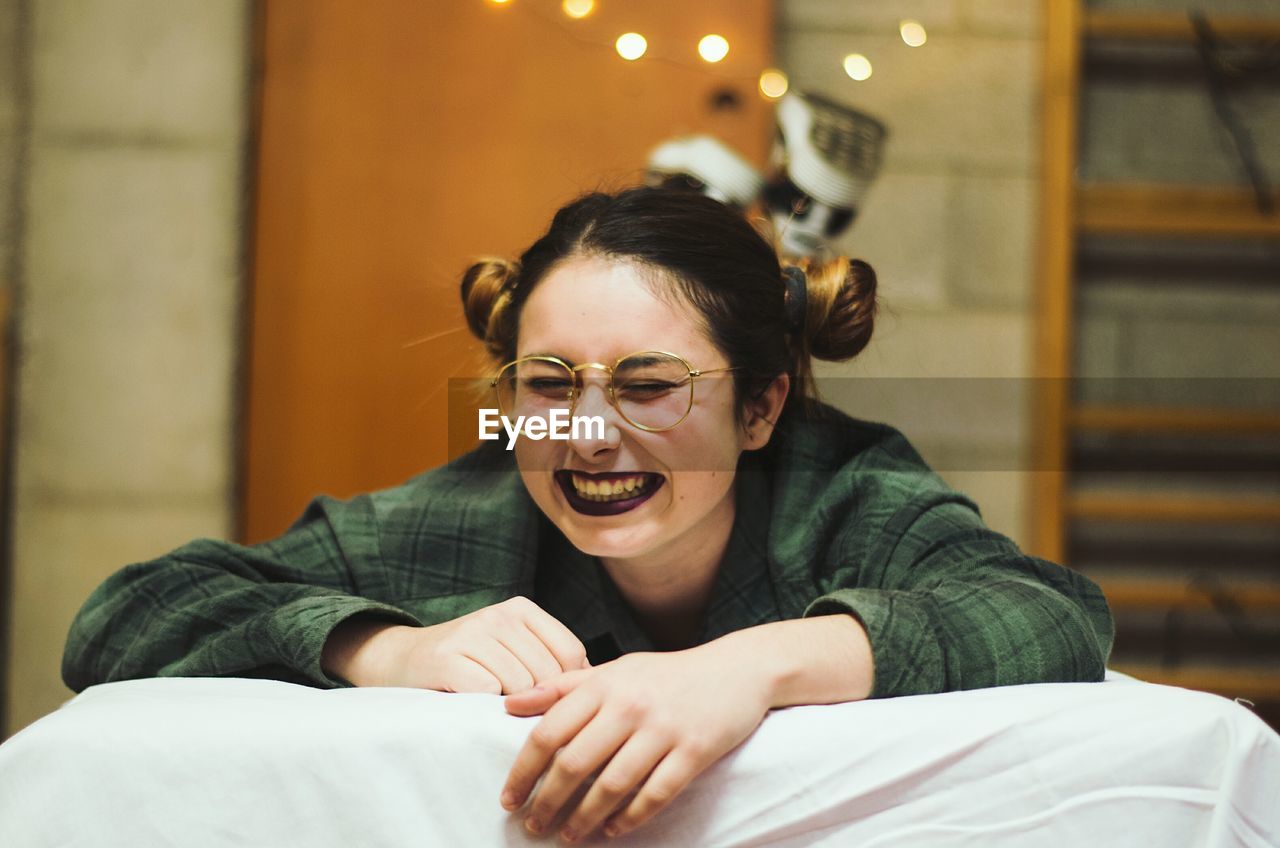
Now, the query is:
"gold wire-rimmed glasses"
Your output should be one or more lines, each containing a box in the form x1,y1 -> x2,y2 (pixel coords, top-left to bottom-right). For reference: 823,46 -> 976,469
490,350 -> 738,432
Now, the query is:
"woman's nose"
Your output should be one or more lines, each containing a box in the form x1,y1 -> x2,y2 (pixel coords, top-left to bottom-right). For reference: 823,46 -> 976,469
567,382 -> 623,455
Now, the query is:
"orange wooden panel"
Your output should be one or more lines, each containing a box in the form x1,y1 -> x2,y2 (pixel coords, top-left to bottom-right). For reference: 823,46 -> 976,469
245,0 -> 775,541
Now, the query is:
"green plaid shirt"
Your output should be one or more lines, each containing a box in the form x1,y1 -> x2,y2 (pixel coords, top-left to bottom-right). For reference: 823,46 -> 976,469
63,406 -> 1114,699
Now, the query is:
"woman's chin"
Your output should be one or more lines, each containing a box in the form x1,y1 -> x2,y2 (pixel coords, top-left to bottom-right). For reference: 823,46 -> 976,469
556,513 -> 660,559
550,496 -> 668,560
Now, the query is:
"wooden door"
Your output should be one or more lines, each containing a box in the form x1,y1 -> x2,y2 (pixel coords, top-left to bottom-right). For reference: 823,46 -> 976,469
246,0 -> 775,541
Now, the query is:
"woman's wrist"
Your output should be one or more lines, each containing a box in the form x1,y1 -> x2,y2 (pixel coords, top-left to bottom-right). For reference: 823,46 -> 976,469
709,615 -> 875,708
321,617 -> 416,686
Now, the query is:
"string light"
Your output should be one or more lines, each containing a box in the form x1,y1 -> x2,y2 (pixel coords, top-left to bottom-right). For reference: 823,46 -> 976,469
900,20 -> 927,47
615,32 -> 648,61
697,34 -> 729,63
843,53 -> 872,81
562,0 -> 594,19
758,68 -> 788,99
482,3 -> 908,86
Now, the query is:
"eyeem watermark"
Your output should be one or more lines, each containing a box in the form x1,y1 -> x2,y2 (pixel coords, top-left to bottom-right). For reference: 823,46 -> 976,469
478,408 -> 605,450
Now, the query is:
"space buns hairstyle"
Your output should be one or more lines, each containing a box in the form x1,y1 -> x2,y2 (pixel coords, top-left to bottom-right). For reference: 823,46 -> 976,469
459,186 -> 877,419
459,257 -> 520,359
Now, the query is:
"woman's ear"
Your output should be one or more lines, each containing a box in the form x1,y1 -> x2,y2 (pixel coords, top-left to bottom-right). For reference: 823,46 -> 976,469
741,373 -> 790,451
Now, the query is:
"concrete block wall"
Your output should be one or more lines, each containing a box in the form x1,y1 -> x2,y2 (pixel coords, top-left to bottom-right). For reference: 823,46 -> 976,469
779,0 -> 1044,545
1081,45 -> 1280,186
3,0 -> 248,736
1075,239 -> 1280,409
0,3 -> 19,284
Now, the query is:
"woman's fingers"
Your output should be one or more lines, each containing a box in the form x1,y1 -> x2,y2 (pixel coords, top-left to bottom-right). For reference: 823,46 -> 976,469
494,624 -> 562,687
559,731 -> 670,842
602,749 -> 701,839
459,641 -> 535,694
501,687 -> 600,814
519,604 -> 591,671
504,668 -> 593,717
383,597 -> 587,694
519,710 -> 633,836
436,654 -> 502,694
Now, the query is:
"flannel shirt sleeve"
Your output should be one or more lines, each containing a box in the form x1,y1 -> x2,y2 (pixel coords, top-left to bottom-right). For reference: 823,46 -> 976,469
62,494 -> 421,692
803,495 -> 1114,699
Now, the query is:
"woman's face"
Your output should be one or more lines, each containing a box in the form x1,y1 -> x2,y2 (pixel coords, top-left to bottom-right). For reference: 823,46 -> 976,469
510,255 -> 776,564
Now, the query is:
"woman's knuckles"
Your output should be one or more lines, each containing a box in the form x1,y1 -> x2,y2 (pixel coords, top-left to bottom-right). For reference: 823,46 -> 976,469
677,736 -> 713,763
550,750 -> 591,780
612,696 -> 652,725
528,723 -> 565,753
500,595 -> 538,614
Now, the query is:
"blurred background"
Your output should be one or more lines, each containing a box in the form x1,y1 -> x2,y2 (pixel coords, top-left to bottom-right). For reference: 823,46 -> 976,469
1,0 -> 1278,738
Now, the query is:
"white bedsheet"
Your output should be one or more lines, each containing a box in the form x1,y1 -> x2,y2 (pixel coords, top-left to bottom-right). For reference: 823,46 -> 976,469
1,672 -> 1277,847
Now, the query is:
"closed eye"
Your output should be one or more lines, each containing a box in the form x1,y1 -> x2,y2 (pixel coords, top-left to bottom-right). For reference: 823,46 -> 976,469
618,381 -> 681,401
523,378 -> 574,397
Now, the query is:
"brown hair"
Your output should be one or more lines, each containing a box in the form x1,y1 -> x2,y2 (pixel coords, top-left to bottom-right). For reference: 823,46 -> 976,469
460,187 -> 877,420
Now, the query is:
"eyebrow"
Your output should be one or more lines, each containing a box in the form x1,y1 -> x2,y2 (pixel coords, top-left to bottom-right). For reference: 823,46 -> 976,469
520,351 -> 574,365
520,352 -> 672,369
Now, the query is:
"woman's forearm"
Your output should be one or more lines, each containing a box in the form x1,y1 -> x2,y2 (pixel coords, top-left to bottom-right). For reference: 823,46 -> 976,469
705,614 -> 875,708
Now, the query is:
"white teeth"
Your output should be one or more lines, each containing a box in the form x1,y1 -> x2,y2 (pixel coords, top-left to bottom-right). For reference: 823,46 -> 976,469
569,473 -> 652,502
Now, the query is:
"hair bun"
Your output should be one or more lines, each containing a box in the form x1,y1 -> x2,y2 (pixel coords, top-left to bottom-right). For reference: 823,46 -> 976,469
460,257 -> 520,350
799,255 -> 877,362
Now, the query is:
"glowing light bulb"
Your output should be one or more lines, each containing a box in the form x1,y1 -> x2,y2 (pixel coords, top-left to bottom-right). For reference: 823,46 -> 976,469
843,53 -> 872,81
758,69 -> 788,99
615,32 -> 647,61
698,34 -> 729,63
562,0 -> 594,19
900,20 -> 927,47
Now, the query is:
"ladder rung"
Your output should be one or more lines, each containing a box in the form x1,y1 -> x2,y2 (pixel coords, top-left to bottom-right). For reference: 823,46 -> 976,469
1069,493 -> 1280,524
1096,578 -> 1280,611
1077,184 -> 1280,238
1084,11 -> 1280,42
1071,405 -> 1280,436
1112,664 -> 1280,701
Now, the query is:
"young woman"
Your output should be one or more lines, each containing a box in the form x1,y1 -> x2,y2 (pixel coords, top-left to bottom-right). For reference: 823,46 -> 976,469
64,187 -> 1113,843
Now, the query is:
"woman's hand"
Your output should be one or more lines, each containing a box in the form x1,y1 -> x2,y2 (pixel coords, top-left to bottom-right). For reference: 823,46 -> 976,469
320,596 -> 589,693
498,642 -> 773,843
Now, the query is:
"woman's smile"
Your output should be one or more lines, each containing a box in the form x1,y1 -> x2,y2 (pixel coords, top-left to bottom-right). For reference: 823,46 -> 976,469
554,470 -> 666,516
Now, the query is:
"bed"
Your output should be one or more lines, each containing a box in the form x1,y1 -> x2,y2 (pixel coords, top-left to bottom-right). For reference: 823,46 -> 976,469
1,671 -> 1276,846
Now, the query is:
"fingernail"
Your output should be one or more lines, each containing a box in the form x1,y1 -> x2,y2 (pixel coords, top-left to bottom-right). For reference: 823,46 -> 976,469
500,790 -> 519,809
604,823 -> 620,839
525,817 -> 543,835
560,826 -> 577,843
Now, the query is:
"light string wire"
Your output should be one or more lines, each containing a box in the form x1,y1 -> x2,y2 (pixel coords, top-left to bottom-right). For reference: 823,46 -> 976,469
502,0 -> 779,86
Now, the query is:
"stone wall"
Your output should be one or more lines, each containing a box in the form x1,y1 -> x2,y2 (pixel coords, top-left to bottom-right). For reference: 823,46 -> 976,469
3,0 -> 248,736
778,0 -> 1045,545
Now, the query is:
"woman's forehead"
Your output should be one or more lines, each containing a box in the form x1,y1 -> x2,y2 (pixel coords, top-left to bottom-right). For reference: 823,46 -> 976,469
517,256 -> 719,363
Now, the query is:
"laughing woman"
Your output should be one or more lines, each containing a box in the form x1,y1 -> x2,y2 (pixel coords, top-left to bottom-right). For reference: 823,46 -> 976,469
64,187 -> 1113,842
